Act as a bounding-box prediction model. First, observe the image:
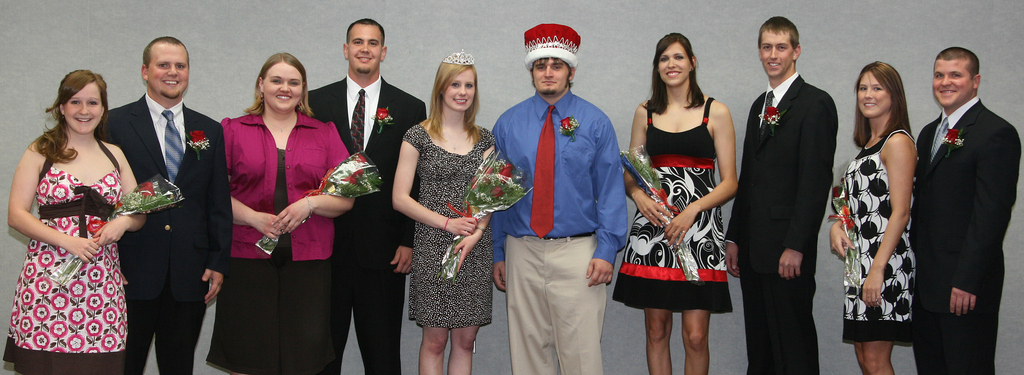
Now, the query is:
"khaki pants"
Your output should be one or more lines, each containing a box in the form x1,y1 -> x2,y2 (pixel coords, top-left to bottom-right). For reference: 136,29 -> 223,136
505,235 -> 606,375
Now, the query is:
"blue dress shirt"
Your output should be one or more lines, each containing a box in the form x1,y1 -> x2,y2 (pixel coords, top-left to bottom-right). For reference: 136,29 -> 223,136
490,90 -> 628,264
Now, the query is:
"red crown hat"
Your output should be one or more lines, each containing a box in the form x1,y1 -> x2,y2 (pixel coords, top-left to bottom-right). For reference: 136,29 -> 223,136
524,24 -> 580,70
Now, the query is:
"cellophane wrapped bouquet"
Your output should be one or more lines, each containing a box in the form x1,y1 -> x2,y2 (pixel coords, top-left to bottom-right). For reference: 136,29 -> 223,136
256,152 -> 382,254
438,150 -> 530,282
829,177 -> 863,294
46,176 -> 183,285
621,145 -> 703,285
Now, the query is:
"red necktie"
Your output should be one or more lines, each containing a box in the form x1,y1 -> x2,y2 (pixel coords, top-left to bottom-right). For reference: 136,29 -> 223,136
531,105 -> 556,237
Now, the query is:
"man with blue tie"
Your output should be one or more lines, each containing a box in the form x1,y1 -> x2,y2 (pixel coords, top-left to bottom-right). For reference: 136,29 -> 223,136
107,36 -> 232,375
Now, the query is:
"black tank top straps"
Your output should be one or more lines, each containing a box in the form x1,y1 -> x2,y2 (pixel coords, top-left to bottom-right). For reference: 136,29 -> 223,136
645,98 -> 717,165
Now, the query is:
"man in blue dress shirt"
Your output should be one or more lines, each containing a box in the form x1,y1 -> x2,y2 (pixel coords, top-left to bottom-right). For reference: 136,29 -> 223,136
490,23 -> 628,375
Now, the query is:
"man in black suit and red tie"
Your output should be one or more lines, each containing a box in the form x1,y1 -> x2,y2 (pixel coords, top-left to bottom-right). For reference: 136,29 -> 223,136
308,18 -> 427,375
725,16 -> 837,375
911,47 -> 1020,375
107,36 -> 232,375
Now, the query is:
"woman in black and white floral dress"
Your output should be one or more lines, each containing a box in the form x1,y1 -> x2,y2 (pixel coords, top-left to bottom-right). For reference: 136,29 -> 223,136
830,61 -> 916,375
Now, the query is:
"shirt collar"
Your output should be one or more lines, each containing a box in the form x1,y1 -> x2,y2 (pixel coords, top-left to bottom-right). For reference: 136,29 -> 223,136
531,89 -> 576,118
237,112 -> 319,128
765,72 -> 800,107
941,96 -> 980,128
347,74 -> 382,102
145,93 -> 183,119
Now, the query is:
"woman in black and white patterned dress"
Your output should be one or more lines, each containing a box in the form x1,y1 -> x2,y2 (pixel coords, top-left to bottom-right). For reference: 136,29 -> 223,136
393,51 -> 493,375
830,61 -> 916,374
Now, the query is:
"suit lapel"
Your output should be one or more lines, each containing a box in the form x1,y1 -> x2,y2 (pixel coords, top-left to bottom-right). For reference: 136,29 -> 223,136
128,97 -> 170,179
925,102 -> 982,176
330,79 -> 356,154
756,77 -> 803,151
177,106 -> 199,181
365,79 -> 394,154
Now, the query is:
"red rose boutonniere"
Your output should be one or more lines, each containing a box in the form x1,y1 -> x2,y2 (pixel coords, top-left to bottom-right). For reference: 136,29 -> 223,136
760,106 -> 787,136
186,130 -> 209,160
374,108 -> 394,133
559,116 -> 580,141
942,128 -> 965,157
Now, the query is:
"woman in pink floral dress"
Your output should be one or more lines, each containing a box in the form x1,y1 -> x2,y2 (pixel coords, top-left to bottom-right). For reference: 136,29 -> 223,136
4,70 -> 145,375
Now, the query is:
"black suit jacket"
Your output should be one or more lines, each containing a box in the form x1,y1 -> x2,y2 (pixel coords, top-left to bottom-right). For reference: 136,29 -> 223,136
726,76 -> 838,275
107,96 -> 232,301
911,101 -> 1019,314
308,78 -> 427,269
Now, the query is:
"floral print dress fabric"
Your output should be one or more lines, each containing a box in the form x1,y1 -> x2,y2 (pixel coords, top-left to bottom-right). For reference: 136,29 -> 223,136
7,167 -> 126,353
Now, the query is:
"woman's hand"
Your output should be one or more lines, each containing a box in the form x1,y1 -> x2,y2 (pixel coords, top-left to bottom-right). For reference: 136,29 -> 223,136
250,211 -> 280,239
92,216 -> 132,247
633,192 -> 671,227
63,235 -> 100,262
829,221 -> 854,258
274,198 -> 313,235
663,205 -> 697,246
860,270 -> 885,307
444,217 -> 477,237
454,229 -> 484,273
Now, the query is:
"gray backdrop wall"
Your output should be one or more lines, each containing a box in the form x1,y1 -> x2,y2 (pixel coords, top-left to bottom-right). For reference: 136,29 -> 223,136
2,1 -> 1022,374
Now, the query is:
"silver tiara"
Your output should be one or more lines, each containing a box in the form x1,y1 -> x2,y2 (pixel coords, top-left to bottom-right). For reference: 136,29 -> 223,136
442,50 -> 475,65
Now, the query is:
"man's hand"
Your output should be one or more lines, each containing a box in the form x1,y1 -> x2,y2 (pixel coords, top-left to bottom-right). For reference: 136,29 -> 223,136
725,242 -> 740,277
391,245 -> 412,274
493,261 -> 506,291
950,287 -> 977,316
586,259 -> 613,287
203,269 -> 224,304
778,248 -> 803,280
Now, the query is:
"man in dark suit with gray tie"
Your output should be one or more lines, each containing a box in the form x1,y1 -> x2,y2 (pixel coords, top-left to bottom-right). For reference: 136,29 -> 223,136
911,47 -> 1020,375
308,18 -> 427,375
725,16 -> 838,375
107,36 -> 232,375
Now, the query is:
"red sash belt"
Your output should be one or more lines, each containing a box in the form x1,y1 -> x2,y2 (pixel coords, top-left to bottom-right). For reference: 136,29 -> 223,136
652,154 -> 714,170
619,262 -> 728,282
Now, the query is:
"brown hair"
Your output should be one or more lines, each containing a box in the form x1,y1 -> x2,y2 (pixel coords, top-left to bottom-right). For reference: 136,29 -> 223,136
423,62 -> 480,144
852,62 -> 912,148
143,36 -> 188,66
347,18 -> 385,45
244,53 -> 313,117
758,16 -> 799,47
646,33 -> 705,114
936,47 -> 979,77
34,70 -> 109,163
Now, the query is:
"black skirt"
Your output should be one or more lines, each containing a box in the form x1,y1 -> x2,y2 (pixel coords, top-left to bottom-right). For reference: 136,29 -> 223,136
206,249 -> 333,375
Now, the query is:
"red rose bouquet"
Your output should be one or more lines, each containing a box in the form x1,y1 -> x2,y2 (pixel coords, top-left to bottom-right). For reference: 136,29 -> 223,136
438,150 -> 530,282
829,177 -> 863,293
47,176 -> 184,285
257,152 -> 382,254
621,145 -> 703,284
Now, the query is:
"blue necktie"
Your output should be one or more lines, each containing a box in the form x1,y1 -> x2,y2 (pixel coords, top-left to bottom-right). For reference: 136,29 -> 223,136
162,110 -> 184,181
931,117 -> 950,162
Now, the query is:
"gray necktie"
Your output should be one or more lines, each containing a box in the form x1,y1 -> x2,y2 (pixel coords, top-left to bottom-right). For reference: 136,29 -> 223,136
931,117 -> 950,162
163,110 -> 184,181
759,90 -> 775,139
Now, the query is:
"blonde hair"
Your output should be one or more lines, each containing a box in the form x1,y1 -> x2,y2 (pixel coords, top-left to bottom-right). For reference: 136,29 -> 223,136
423,62 -> 480,143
